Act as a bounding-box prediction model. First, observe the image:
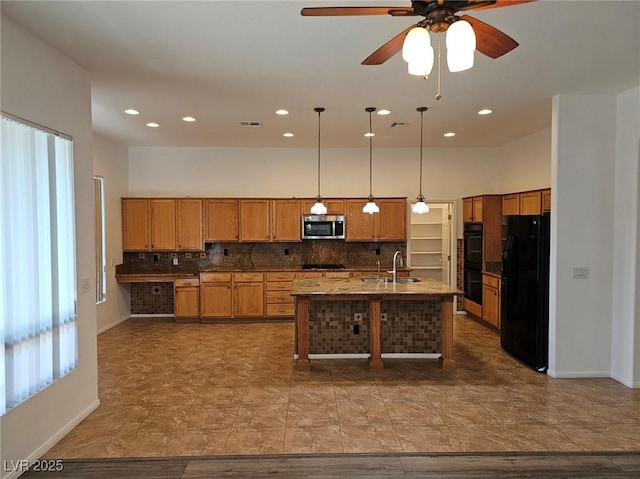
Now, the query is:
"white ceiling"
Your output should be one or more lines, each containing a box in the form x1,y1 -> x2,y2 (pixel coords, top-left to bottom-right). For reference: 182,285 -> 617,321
2,0 -> 639,148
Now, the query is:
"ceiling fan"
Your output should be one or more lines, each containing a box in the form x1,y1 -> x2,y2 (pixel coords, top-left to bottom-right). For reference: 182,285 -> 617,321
301,0 -> 534,67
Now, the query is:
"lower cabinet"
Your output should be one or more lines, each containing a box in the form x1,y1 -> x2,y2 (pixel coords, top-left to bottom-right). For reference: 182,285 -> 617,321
482,274 -> 501,329
174,278 -> 200,321
200,272 -> 264,320
234,273 -> 265,317
266,272 -> 296,317
200,273 -> 232,320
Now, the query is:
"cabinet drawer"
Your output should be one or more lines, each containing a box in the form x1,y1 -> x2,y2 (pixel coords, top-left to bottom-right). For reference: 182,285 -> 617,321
174,278 -> 200,287
233,272 -> 264,282
266,291 -> 293,304
296,272 -> 323,279
482,274 -> 500,289
267,303 -> 295,317
267,281 -> 292,291
266,272 -> 296,281
200,273 -> 231,283
324,272 -> 350,278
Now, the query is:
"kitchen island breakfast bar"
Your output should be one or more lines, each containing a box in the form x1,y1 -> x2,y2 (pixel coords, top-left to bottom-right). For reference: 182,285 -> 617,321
290,277 -> 463,371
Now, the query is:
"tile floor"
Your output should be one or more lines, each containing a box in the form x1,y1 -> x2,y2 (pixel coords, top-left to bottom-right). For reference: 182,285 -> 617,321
44,315 -> 640,458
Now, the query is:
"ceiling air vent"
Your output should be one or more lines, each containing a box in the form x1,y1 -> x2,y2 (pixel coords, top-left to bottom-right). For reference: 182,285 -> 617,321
240,121 -> 262,127
390,121 -> 409,128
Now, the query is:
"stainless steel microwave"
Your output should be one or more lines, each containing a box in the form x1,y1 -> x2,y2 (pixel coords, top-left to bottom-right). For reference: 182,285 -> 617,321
302,214 -> 345,240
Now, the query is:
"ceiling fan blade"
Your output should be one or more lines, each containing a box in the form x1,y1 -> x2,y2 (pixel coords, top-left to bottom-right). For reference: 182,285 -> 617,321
462,14 -> 518,59
470,0 -> 536,11
361,25 -> 416,65
301,7 -> 409,16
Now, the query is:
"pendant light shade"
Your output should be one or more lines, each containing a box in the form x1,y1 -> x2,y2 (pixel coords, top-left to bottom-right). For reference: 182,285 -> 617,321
446,20 -> 476,73
411,107 -> 430,215
310,107 -> 328,215
363,107 -> 379,215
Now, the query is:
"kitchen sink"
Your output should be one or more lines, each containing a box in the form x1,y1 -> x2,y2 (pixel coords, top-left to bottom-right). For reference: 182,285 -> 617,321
361,277 -> 421,283
361,278 -> 383,283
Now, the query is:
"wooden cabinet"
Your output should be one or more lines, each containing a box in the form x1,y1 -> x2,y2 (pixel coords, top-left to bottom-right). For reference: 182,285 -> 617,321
542,189 -> 551,213
200,273 -> 232,320
265,272 -> 296,317
150,199 -> 177,250
233,273 -> 264,317
122,198 -> 150,251
520,191 -> 542,215
174,278 -> 200,321
482,274 -> 500,329
502,194 -> 520,216
205,199 -> 239,241
300,199 -> 345,215
239,199 -> 271,242
463,197 -> 484,222
345,198 -> 406,241
176,199 -> 203,250
271,199 -> 301,242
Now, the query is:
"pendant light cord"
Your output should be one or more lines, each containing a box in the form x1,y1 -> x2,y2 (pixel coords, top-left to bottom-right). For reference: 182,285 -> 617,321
419,109 -> 423,197
314,107 -> 325,200
368,109 -> 373,197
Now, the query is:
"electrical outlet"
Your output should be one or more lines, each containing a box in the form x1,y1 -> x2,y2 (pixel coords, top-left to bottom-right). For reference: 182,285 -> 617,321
80,277 -> 91,293
153,253 -> 159,262
354,313 -> 363,321
199,252 -> 206,258
138,253 -> 145,259
185,253 -> 192,259
381,313 -> 387,321
353,324 -> 360,335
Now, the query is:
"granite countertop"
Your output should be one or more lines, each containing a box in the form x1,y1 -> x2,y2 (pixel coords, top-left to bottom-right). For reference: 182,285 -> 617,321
290,277 -> 463,297
116,265 -> 412,276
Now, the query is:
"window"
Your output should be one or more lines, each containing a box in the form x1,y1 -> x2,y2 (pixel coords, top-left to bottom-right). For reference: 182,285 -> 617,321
94,176 -> 106,304
0,113 -> 78,415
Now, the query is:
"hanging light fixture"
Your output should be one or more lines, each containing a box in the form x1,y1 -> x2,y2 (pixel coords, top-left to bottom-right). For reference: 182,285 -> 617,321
402,27 -> 434,78
310,107 -> 328,215
446,19 -> 476,73
412,107 -> 430,215
362,107 -> 379,214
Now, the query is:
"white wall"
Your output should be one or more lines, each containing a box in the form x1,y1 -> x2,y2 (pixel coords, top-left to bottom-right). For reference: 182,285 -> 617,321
497,127 -> 552,194
0,16 -> 98,477
611,86 -> 640,387
549,94 -> 617,378
93,133 -> 131,333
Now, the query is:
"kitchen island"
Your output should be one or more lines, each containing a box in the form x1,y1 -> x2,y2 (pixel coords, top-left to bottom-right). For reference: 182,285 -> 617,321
290,277 -> 463,371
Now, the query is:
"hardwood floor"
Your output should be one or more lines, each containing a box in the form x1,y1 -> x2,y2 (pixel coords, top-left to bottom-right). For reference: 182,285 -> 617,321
34,314 -> 640,475
21,452 -> 640,478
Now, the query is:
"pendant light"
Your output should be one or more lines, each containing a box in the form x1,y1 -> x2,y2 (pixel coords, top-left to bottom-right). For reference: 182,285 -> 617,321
310,107 -> 328,215
412,107 -> 430,215
362,107 -> 379,214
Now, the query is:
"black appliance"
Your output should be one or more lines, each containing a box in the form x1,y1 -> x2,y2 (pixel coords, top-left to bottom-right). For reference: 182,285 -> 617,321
501,214 -> 550,372
463,223 -> 483,305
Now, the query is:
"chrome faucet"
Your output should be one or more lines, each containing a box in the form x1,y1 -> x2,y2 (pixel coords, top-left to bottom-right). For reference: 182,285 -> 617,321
390,250 -> 403,283
376,260 -> 381,282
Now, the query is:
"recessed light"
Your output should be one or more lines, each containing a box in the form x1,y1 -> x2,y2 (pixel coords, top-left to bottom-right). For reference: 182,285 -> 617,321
275,109 -> 289,116
283,132 -> 294,137
182,116 -> 196,122
444,132 -> 455,137
478,109 -> 493,115
364,132 -> 375,137
146,122 -> 159,128
124,109 -> 139,115
377,109 -> 391,116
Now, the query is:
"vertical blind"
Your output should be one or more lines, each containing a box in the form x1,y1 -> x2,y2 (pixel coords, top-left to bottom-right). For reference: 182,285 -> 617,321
0,114 -> 78,415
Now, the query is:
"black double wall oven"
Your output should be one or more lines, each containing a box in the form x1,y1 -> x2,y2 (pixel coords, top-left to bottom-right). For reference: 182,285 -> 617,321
463,223 -> 483,305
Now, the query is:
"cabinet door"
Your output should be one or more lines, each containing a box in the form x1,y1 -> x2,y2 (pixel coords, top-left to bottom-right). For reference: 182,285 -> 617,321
520,191 -> 542,215
150,199 -> 176,251
234,282 -> 264,317
472,197 -> 483,222
176,199 -> 203,250
204,199 -> 239,241
345,199 -> 375,241
201,282 -> 232,318
122,199 -> 150,251
502,194 -> 520,216
462,198 -> 473,223
482,284 -> 500,328
300,199 -> 345,215
239,199 -> 270,242
174,285 -> 200,319
542,189 -> 551,213
271,199 -> 301,241
377,199 -> 406,241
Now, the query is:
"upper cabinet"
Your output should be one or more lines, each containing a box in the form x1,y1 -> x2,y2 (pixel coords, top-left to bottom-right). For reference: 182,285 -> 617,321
176,199 -> 203,250
205,199 -> 239,242
502,189 -> 551,216
300,199 -> 345,215
271,199 -> 301,242
149,199 -> 176,250
462,196 -> 484,222
345,198 -> 406,241
239,199 -> 271,242
122,198 -> 150,251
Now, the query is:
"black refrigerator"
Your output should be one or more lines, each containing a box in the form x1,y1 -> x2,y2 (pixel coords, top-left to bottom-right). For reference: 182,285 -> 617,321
501,214 -> 550,372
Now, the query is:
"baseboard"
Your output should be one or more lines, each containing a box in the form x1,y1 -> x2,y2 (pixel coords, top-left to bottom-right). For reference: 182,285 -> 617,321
97,315 -> 130,335
456,311 -> 468,316
610,372 -> 640,389
381,353 -> 441,359
546,369 -> 611,379
293,353 -> 441,360
3,399 -> 100,479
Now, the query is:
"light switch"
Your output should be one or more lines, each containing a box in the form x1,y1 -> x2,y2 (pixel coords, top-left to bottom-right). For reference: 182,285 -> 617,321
80,277 -> 91,293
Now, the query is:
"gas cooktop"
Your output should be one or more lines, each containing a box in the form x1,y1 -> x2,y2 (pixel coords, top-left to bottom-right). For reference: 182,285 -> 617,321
301,263 -> 345,270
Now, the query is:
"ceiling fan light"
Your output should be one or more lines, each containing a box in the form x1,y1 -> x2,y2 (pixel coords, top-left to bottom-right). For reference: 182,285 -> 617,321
310,200 -> 328,215
407,47 -> 434,76
362,198 -> 380,214
446,20 -> 476,52
447,48 -> 474,72
412,200 -> 430,214
402,27 -> 431,63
